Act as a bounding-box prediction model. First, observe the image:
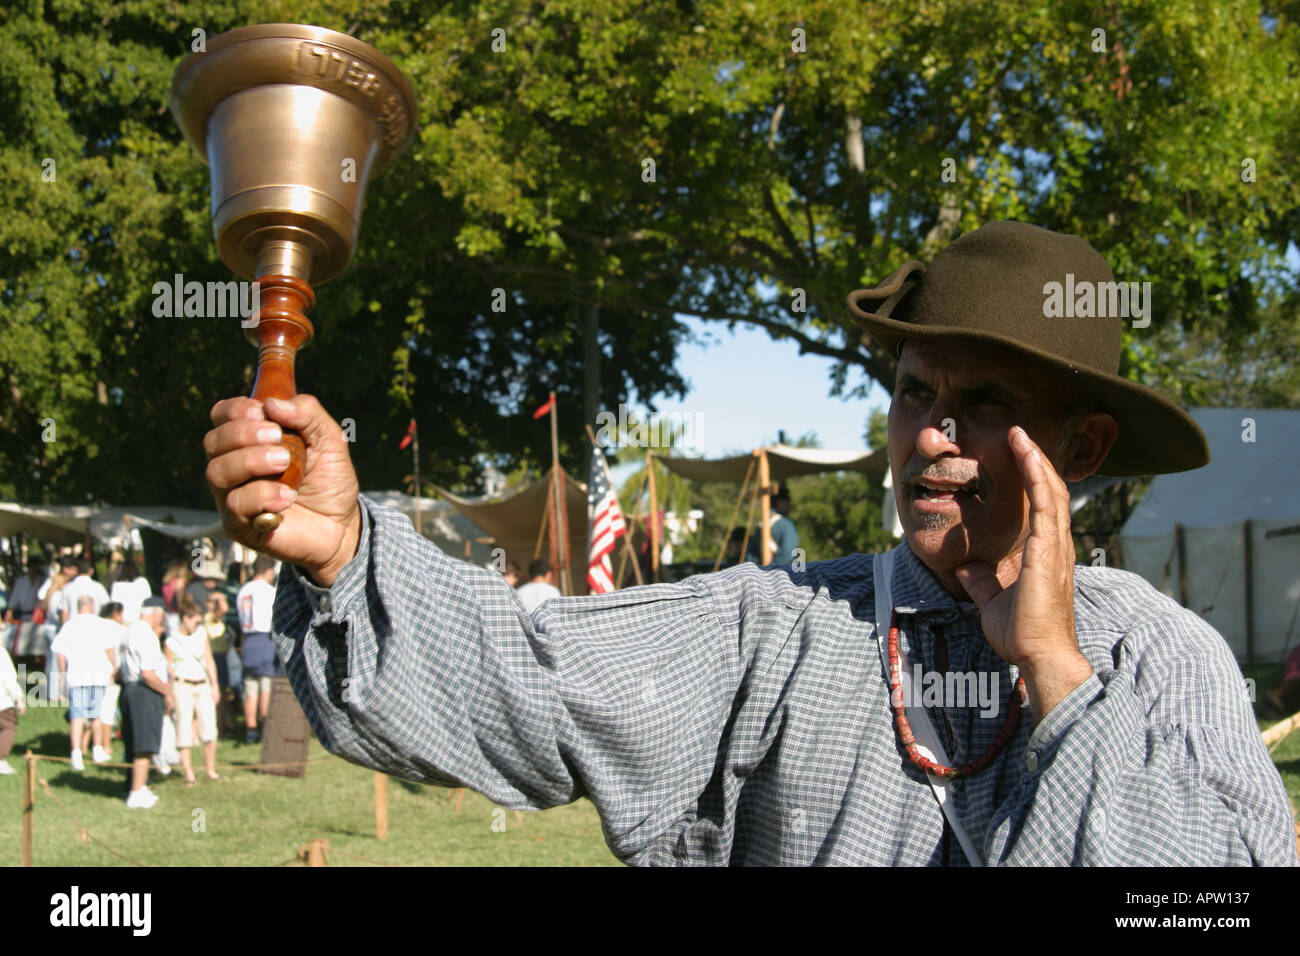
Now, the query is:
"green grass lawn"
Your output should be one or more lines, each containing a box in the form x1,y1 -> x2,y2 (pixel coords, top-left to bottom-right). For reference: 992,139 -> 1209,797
6,672 -> 1297,866
1246,664 -> 1300,816
2,702 -> 620,866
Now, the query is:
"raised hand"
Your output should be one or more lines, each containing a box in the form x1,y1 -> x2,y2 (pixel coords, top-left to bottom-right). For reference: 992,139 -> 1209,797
204,395 -> 361,587
954,426 -> 1094,721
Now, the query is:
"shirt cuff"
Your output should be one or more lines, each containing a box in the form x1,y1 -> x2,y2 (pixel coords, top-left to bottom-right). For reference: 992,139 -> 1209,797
288,498 -> 372,628
1023,673 -> 1105,772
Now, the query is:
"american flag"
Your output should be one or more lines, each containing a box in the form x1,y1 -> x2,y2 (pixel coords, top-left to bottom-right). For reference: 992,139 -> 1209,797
586,447 -> 626,593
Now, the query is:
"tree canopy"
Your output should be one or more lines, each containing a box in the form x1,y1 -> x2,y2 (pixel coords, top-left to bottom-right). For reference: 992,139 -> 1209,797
2,0 -> 1296,508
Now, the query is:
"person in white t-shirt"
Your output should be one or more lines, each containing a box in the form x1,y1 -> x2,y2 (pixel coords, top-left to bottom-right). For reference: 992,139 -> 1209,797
515,558 -> 563,614
57,558 -> 111,627
119,598 -> 174,808
50,594 -> 120,769
109,560 -> 152,623
165,598 -> 221,784
235,555 -> 278,744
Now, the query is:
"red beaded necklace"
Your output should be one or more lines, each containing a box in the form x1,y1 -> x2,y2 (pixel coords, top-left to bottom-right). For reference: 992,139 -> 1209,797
887,611 -> 1027,779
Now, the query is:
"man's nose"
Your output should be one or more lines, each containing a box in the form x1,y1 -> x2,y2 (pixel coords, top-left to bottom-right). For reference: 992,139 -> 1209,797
916,402 -> 960,459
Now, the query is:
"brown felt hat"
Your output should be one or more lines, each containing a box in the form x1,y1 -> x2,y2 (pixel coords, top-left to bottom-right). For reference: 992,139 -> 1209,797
846,221 -> 1209,477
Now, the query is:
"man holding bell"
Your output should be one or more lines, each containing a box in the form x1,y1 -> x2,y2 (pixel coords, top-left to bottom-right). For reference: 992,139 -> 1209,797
202,221 -> 1297,865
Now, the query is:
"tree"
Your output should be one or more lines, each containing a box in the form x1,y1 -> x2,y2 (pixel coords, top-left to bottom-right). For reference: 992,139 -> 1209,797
0,0 -> 688,506
4,0 -> 1296,511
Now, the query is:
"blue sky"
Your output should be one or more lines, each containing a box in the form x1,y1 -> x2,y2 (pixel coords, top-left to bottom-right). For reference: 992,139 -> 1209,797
622,315 -> 892,460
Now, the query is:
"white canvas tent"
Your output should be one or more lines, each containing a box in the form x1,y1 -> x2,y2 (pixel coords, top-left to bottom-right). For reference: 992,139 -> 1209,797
0,493 -> 495,571
653,443 -> 889,567
1118,408 -> 1300,665
654,443 -> 888,483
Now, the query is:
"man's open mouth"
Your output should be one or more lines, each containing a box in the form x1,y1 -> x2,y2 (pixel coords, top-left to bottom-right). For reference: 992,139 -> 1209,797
911,478 -> 979,502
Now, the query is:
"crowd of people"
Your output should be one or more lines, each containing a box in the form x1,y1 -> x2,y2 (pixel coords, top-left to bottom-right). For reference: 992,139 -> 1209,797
0,552 -> 282,809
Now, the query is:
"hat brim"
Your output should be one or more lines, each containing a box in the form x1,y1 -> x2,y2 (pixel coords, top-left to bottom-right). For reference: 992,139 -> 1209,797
847,297 -> 1209,478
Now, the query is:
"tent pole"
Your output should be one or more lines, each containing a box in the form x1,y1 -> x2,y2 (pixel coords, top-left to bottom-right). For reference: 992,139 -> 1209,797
533,480 -> 551,558
758,448 -> 772,566
713,456 -> 756,572
546,466 -> 561,590
646,450 -> 660,583
1244,519 -> 1255,668
617,465 -> 647,588
738,454 -> 761,565
1175,522 -> 1188,607
556,465 -> 572,596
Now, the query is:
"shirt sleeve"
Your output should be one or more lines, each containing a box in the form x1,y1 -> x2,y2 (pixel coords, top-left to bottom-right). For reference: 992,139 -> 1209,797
272,495 -> 753,862
985,614 -> 1299,866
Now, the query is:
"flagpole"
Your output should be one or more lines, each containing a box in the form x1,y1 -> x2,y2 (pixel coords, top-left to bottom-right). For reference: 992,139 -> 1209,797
646,449 -> 659,583
412,420 -> 422,536
585,424 -> 642,588
547,390 -> 571,595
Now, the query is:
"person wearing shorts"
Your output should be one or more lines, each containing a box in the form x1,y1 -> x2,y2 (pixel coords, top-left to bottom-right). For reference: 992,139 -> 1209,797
119,598 -> 173,809
236,556 -> 278,744
165,600 -> 221,783
96,603 -> 128,743
50,594 -> 119,770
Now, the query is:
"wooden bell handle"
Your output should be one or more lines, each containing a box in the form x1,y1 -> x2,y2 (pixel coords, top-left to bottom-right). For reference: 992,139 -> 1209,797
245,274 -> 315,533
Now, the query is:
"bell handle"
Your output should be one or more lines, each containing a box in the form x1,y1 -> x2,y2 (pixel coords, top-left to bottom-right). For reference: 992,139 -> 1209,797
244,273 -> 315,534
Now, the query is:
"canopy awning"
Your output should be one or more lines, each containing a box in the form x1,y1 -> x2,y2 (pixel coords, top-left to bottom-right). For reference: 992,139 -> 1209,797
434,469 -> 590,595
653,443 -> 888,483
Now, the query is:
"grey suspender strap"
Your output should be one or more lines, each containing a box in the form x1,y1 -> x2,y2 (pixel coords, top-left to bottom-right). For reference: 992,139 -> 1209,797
873,549 -> 987,867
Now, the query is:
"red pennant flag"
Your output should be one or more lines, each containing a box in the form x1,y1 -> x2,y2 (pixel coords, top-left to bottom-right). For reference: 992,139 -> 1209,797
532,396 -> 555,419
398,418 -> 416,450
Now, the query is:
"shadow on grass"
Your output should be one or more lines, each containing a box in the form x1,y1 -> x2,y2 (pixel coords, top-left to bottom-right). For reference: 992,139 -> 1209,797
39,766 -> 126,798
17,729 -> 72,756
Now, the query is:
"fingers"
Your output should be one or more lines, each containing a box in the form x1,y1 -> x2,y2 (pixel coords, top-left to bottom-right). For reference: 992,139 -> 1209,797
1008,426 -> 1070,564
262,394 -> 344,447
219,480 -> 298,525
203,392 -> 338,504
203,418 -> 283,461
209,396 -> 266,427
205,442 -> 293,492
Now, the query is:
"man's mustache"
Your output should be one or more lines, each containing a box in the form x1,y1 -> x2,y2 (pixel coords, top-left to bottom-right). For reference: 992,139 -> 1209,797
901,462 -> 990,497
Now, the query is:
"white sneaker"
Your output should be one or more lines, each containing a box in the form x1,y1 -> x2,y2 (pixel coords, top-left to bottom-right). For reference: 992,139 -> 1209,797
92,746 -> 111,764
125,788 -> 158,809
0,762 -> 15,775
70,750 -> 84,771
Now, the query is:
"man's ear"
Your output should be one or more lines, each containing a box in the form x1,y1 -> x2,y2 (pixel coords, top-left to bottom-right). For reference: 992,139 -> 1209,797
1060,412 -> 1119,481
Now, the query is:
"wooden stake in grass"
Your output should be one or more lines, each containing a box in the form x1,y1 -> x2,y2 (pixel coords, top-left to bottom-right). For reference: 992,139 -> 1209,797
298,838 -> 328,866
374,772 -> 389,840
21,751 -> 36,867
1262,710 -> 1300,748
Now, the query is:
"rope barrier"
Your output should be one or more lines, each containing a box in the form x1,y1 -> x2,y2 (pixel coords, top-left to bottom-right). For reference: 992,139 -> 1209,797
25,751 -> 337,772
36,777 -> 151,867
21,750 -> 370,868
325,846 -> 400,867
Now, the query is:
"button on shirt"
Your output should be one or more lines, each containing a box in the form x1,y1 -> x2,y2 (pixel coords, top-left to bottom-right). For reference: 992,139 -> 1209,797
271,496 -> 1298,866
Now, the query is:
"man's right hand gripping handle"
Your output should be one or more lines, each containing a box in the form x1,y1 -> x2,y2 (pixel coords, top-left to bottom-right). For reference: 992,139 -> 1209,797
204,395 -> 362,587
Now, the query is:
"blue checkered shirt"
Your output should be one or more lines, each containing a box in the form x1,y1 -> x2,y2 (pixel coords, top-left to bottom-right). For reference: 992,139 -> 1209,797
273,496 -> 1298,866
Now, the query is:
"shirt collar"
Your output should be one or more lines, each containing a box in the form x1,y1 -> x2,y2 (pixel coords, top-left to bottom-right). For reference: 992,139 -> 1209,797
889,536 -> 980,621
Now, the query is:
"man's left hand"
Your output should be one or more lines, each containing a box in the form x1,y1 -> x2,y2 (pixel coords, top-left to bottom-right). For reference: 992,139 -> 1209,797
954,426 -> 1094,722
